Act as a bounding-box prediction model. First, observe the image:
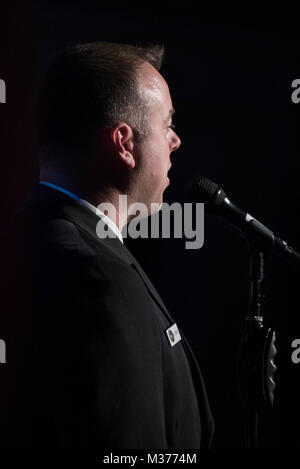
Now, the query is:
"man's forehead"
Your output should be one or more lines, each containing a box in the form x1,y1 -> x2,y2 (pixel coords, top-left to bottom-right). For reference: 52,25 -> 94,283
138,62 -> 169,95
138,62 -> 172,113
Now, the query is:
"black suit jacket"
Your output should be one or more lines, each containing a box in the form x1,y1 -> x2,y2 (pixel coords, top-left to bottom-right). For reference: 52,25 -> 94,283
1,184 -> 214,449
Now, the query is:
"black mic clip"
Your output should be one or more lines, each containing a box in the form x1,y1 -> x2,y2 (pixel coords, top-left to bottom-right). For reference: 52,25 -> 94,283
239,317 -> 277,411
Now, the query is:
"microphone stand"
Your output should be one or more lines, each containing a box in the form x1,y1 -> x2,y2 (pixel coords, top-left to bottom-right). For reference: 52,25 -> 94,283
239,244 -> 277,449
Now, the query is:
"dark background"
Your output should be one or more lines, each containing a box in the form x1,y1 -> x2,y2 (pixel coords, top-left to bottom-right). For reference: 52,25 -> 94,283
1,4 -> 299,448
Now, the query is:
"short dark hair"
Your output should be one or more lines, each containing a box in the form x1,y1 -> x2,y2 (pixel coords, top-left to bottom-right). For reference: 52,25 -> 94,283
38,41 -> 165,159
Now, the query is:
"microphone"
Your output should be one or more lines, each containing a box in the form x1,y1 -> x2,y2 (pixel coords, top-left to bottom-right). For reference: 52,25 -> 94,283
186,176 -> 300,266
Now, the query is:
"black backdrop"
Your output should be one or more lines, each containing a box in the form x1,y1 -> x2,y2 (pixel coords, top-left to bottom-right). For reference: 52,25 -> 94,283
1,4 -> 299,448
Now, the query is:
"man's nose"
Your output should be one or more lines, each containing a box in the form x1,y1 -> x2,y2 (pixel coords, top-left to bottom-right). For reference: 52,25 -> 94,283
171,131 -> 181,152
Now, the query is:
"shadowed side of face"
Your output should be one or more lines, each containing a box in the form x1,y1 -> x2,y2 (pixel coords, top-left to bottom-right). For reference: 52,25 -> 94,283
131,62 -> 181,212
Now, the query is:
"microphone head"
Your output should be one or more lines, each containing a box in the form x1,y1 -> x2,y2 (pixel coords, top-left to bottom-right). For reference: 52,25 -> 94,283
185,175 -> 227,206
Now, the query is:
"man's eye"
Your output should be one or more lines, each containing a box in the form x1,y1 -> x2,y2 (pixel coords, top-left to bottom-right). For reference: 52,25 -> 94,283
168,124 -> 176,129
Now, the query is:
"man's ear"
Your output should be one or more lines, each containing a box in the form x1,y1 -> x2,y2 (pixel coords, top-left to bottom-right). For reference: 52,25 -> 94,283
109,122 -> 135,169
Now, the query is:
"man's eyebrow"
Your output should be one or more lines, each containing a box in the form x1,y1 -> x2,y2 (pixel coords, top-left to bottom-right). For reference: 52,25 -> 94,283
165,108 -> 176,121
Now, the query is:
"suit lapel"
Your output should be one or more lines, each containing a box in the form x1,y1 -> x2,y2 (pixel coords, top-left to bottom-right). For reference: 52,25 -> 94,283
119,248 -> 175,324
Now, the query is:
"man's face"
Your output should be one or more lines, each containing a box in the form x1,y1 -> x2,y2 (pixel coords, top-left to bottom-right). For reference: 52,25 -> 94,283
133,62 -> 181,211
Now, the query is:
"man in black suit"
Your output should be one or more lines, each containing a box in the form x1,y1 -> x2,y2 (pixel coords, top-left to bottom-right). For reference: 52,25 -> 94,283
2,42 -> 214,448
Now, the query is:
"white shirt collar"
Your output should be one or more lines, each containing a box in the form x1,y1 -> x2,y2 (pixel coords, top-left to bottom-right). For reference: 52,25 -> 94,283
39,181 -> 124,244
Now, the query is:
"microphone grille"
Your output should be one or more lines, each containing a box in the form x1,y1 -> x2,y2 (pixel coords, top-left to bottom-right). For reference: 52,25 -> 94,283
196,177 -> 219,200
186,175 -> 225,204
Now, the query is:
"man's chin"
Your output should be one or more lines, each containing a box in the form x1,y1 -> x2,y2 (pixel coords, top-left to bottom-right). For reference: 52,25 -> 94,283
150,202 -> 163,216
